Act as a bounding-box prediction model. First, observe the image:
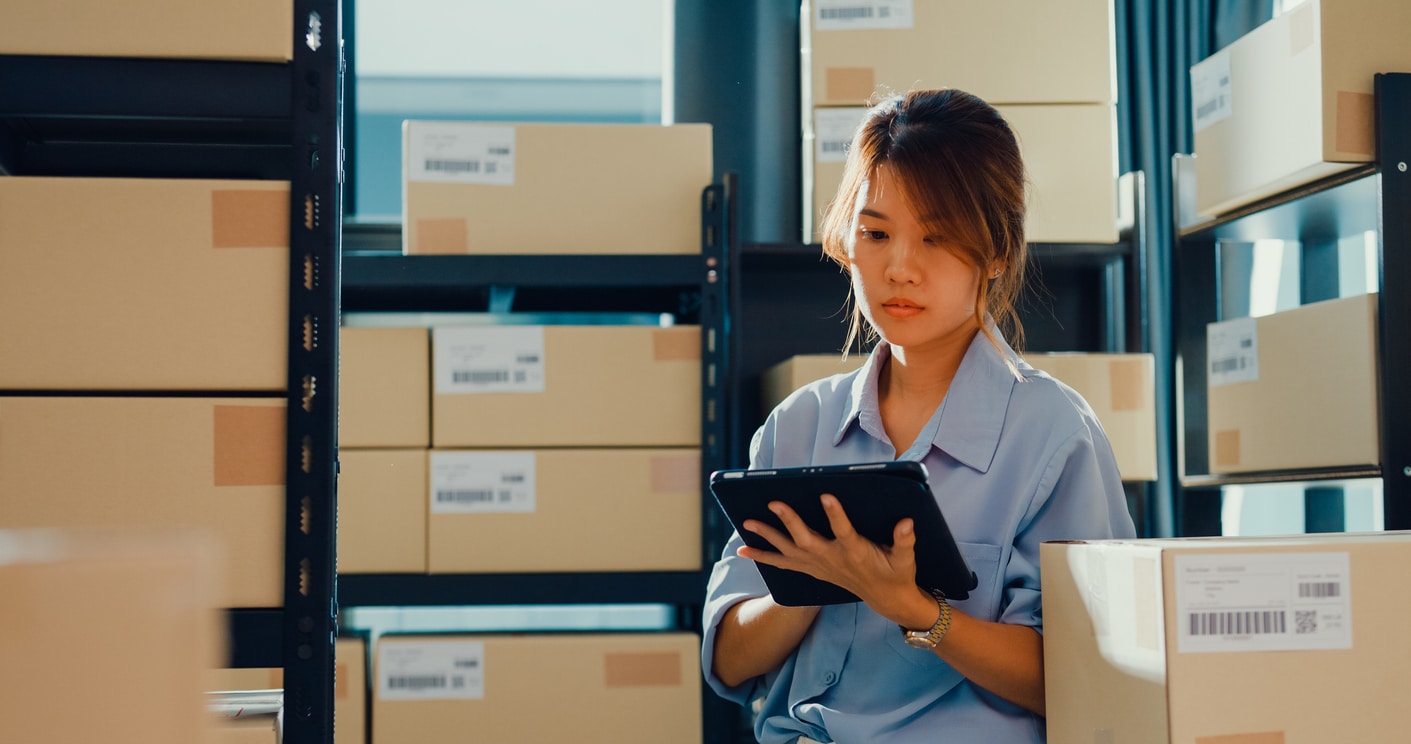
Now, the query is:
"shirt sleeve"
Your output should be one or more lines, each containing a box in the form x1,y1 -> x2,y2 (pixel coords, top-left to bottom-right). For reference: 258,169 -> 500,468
998,415 -> 1136,630
699,422 -> 776,703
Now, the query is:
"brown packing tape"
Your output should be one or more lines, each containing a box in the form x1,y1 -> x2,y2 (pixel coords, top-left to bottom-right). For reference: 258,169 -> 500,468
653,329 -> 700,361
1132,556 -> 1159,651
1107,359 -> 1146,412
211,190 -> 289,249
650,454 -> 700,493
1214,430 -> 1241,469
1287,2 -> 1314,56
213,405 -> 286,487
603,652 -> 682,688
1195,733 -> 1285,744
417,218 -> 470,253
1336,91 -> 1375,156
826,67 -> 876,103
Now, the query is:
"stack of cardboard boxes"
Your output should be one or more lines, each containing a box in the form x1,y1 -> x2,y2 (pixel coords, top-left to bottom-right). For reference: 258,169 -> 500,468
802,0 -> 1120,244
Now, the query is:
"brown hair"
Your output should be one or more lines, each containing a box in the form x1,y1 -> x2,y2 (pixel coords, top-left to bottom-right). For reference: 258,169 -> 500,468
819,88 -> 1029,358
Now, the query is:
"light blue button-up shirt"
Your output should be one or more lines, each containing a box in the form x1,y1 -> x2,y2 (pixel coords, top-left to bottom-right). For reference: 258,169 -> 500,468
703,331 -> 1137,743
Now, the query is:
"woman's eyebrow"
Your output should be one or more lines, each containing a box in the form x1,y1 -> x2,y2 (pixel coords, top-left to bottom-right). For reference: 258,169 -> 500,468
858,208 -> 889,220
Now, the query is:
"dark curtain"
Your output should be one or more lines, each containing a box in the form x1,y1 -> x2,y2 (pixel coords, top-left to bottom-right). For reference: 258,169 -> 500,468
1116,0 -> 1272,536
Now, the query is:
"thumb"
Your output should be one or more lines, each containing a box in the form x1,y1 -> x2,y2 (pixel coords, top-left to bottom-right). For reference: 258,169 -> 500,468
893,518 -> 917,560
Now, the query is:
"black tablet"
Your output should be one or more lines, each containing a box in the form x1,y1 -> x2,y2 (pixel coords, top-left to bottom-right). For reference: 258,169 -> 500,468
709,460 -> 977,606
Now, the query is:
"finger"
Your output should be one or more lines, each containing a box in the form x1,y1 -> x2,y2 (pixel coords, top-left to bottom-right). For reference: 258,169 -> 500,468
891,518 -> 918,571
768,501 -> 822,544
740,519 -> 796,554
819,493 -> 858,540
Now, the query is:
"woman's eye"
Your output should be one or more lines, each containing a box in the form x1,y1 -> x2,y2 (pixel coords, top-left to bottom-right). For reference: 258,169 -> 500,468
923,235 -> 944,246
860,229 -> 887,241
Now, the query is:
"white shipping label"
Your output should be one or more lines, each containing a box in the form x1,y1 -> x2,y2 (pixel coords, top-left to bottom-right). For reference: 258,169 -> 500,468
1191,51 -> 1233,132
1175,552 -> 1352,654
409,122 -> 516,185
1207,316 -> 1259,386
814,0 -> 913,31
378,641 -> 485,700
434,326 -> 545,394
431,451 -> 536,514
814,107 -> 868,163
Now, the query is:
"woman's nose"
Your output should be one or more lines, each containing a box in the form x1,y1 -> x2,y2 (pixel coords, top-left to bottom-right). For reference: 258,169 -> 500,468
883,240 -> 920,283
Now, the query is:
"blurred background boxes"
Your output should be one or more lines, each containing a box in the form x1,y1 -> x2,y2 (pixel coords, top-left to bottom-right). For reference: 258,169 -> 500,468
373,633 -> 701,744
340,326 -> 431,448
0,0 -> 293,61
0,528 -> 222,744
1191,0 -> 1411,216
1206,293 -> 1379,475
403,122 -> 712,255
427,448 -> 700,573
1043,532 -> 1411,743
0,177 -> 289,392
431,325 -> 701,448
205,637 -> 367,744
338,448 -> 429,574
0,396 -> 285,607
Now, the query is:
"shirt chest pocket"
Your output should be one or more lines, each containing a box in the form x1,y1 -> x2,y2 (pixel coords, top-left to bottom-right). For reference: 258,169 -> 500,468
884,541 -> 1004,668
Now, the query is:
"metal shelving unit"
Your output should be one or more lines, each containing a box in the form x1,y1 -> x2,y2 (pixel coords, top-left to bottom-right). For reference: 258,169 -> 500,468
337,174 -> 738,743
0,4 -> 344,743
1171,72 -> 1409,535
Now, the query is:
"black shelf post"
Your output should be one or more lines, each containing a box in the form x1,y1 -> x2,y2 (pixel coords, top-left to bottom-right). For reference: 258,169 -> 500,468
281,2 -> 343,743
1375,72 -> 1411,529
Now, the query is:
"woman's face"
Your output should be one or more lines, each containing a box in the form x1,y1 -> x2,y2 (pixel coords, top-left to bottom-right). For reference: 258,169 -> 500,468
847,165 -> 986,354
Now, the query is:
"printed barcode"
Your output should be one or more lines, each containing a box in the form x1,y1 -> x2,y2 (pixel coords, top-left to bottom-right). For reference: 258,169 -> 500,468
821,141 -> 848,153
425,159 -> 481,173
436,489 -> 495,504
387,675 -> 446,690
1188,610 -> 1286,636
1295,609 -> 1318,634
453,369 -> 510,384
1211,357 -> 1245,374
821,6 -> 874,21
1298,581 -> 1340,598
1196,96 -> 1226,120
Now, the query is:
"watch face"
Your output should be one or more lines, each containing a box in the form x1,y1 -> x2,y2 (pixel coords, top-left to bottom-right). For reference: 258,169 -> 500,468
904,634 -> 936,650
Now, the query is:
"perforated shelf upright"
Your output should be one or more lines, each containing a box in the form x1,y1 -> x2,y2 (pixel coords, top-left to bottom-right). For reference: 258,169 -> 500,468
0,3 -> 344,743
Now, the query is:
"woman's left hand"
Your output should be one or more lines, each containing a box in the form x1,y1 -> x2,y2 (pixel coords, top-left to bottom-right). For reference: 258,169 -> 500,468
739,493 -> 926,623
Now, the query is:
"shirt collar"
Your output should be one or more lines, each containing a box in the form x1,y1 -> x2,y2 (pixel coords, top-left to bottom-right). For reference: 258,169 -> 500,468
833,330 -> 1021,473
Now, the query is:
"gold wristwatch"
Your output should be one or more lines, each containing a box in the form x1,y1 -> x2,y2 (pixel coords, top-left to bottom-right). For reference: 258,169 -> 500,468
901,588 -> 951,649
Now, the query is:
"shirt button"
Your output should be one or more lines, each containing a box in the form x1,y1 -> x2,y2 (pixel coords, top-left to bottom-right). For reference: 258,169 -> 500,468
823,671 -> 837,685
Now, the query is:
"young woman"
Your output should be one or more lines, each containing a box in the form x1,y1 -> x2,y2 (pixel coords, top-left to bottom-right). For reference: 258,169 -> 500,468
702,89 -> 1137,743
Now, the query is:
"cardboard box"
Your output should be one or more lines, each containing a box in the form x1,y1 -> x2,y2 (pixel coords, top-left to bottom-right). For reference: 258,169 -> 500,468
0,177 -> 289,391
428,448 -> 700,573
373,633 -> 702,744
204,637 -> 367,744
805,0 -> 1114,107
760,353 -> 865,415
340,327 -> 430,448
0,0 -> 293,61
1191,0 -> 1411,216
208,719 -> 280,744
808,104 -> 1119,244
403,122 -> 712,255
1,528 -> 222,744
1206,294 -> 1379,474
1042,532 -> 1411,744
1026,353 -> 1158,481
339,449 -> 428,574
0,396 -> 286,607
432,325 -> 700,448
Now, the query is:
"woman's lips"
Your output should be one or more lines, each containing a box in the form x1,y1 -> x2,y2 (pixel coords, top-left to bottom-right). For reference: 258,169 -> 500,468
881,299 -> 923,318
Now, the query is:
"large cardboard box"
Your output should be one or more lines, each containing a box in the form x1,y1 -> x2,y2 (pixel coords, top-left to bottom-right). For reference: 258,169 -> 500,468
432,325 -> 700,448
428,448 -> 700,573
339,449 -> 428,574
1191,0 -> 1411,217
805,0 -> 1115,107
0,396 -> 285,607
204,637 -> 367,744
208,719 -> 280,744
403,122 -> 712,255
1,528 -> 222,744
0,0 -> 293,61
0,178 -> 289,391
1206,293 -> 1378,474
1043,532 -> 1411,743
1026,353 -> 1158,482
340,327 -> 430,448
807,104 -> 1119,244
373,633 -> 702,744
761,352 -> 1156,480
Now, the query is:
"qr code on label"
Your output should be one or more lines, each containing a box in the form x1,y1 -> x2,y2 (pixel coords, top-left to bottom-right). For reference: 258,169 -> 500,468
1295,610 -> 1318,634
